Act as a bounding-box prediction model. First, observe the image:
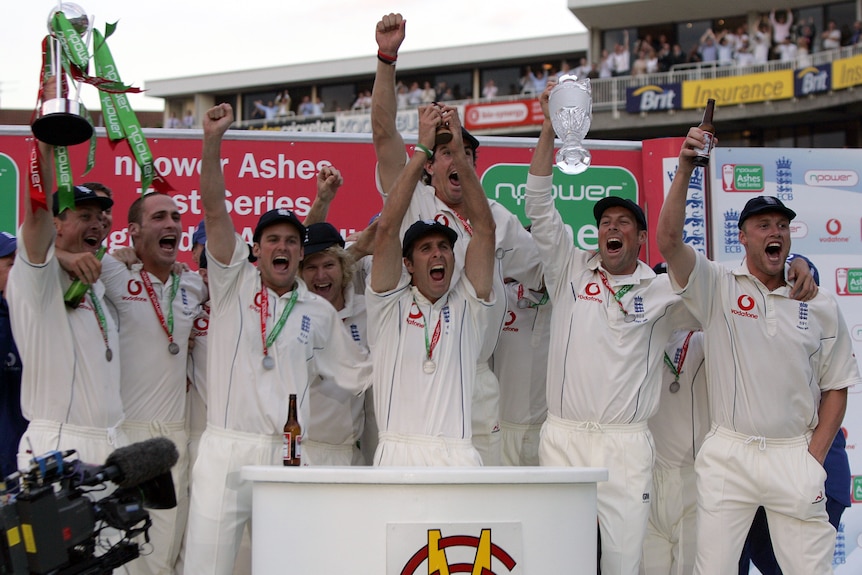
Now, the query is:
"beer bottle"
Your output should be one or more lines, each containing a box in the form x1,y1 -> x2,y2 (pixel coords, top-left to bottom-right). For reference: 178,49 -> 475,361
283,394 -> 301,466
64,245 -> 106,308
692,99 -> 715,168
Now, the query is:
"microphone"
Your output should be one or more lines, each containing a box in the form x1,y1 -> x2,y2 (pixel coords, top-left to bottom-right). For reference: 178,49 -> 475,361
101,437 -> 179,489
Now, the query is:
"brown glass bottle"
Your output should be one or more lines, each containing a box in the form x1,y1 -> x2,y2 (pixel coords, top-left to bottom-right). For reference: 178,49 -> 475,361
283,394 -> 301,466
692,99 -> 715,168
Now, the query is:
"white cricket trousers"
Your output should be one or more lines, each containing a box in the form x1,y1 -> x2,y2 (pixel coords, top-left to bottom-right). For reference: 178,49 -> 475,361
693,425 -> 835,575
471,362 -> 502,466
540,414 -> 654,575
641,464 -> 697,575
121,420 -> 189,575
374,432 -> 483,466
183,425 -> 282,575
500,421 -> 542,466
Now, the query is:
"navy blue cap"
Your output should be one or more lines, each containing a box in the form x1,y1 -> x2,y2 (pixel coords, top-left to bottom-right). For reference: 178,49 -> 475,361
593,196 -> 647,230
0,232 -> 15,258
52,185 -> 114,216
192,220 -> 206,246
304,223 -> 344,257
738,196 -> 796,229
253,209 -> 306,244
402,220 -> 458,258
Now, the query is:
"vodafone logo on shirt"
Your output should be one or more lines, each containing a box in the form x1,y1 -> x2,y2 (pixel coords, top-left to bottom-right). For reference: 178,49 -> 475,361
731,294 -> 759,319
577,282 -> 603,303
434,214 -> 450,228
503,311 -> 518,332
122,279 -> 147,302
407,305 -> 424,328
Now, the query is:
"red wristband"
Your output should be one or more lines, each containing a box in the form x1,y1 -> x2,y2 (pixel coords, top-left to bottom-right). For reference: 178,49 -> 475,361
377,50 -> 397,65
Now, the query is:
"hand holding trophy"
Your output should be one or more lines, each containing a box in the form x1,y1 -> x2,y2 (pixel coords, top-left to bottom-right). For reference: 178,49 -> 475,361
549,74 -> 592,175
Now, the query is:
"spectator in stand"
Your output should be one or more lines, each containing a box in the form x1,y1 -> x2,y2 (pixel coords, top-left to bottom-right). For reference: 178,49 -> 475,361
598,49 -> 613,78
752,20 -> 772,64
439,87 -> 455,101
795,18 -> 817,52
821,20 -> 842,51
645,47 -> 659,74
572,57 -> 592,79
183,109 -> 195,129
406,82 -> 423,106
631,49 -> 648,76
527,66 -> 549,94
662,43 -> 687,71
555,59 -> 571,79
275,90 -> 291,116
686,44 -> 703,65
773,35 -> 797,62
481,79 -> 498,99
396,83 -> 409,109
298,96 -> 315,116
610,32 -> 631,76
420,81 -> 436,104
698,29 -> 718,63
797,37 -> 812,67
253,100 -> 279,121
310,96 -> 324,115
736,38 -> 755,67
717,33 -> 735,66
770,9 -> 794,48
167,112 -> 181,129
851,21 -> 862,45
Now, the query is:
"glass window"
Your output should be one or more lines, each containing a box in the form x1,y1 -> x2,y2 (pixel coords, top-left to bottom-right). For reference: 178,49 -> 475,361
481,66 -> 522,97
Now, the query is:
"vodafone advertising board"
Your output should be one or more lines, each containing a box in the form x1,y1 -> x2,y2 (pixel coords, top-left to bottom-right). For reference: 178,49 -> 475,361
0,127 -> 649,264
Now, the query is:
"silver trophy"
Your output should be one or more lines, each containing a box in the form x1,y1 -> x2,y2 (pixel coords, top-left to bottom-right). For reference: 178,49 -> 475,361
31,2 -> 94,147
549,74 -> 592,175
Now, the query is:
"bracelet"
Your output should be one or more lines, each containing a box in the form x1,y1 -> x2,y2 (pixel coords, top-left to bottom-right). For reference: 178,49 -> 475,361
414,143 -> 433,159
377,50 -> 397,65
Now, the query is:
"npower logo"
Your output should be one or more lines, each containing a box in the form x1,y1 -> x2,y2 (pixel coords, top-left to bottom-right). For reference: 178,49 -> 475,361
804,170 -> 858,187
400,529 -> 517,575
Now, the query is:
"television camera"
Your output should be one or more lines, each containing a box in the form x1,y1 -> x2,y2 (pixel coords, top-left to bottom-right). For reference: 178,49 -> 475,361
0,437 -> 178,575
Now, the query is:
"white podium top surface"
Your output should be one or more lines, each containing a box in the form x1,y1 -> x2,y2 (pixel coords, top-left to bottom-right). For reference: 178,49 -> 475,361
241,466 -> 608,484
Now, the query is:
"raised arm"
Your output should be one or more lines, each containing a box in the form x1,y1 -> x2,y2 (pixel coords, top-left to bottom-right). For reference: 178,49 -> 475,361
372,13 -> 408,197
531,81 -> 557,178
656,127 -> 704,288
200,104 -> 240,266
303,165 -> 344,225
445,107 -> 495,301
21,139 -> 58,265
371,105 -> 439,294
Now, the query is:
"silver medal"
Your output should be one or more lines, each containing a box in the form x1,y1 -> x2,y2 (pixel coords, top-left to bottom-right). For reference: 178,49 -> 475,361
423,359 -> 436,374
168,342 -> 180,355
517,299 -> 529,309
669,380 -> 680,393
624,313 -> 636,323
262,355 -> 275,370
105,348 -> 113,362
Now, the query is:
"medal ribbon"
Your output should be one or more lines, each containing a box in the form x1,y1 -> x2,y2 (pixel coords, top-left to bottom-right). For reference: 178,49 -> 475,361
597,270 -> 633,317
260,287 -> 299,359
413,297 -> 443,361
451,210 -> 473,236
87,287 -> 111,356
140,271 -> 180,346
517,283 -> 550,308
662,330 -> 696,381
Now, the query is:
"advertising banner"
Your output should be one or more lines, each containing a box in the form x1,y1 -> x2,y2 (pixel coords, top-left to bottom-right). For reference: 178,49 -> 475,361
712,146 -> 862,571
0,128 -> 643,264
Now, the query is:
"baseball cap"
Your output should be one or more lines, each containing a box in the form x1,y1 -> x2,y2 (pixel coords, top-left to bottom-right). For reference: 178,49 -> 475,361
0,232 -> 16,258
402,220 -> 458,258
737,196 -> 796,229
593,196 -> 647,230
652,262 -> 668,275
252,209 -> 306,244
304,223 -> 345,257
192,220 -> 207,246
52,185 -> 114,216
460,127 -> 480,152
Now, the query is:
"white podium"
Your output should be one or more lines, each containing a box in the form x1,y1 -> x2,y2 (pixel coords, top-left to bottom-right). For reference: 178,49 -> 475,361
241,466 -> 607,575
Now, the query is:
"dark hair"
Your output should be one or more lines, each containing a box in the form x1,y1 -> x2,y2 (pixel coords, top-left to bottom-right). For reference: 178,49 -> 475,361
127,192 -> 170,226
80,182 -> 112,198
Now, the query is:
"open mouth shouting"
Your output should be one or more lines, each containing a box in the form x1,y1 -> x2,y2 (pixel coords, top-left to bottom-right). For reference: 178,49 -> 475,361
429,263 -> 446,282
159,234 -> 178,253
83,234 -> 101,250
606,237 -> 623,254
765,241 -> 783,262
272,255 -> 290,273
448,170 -> 461,188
